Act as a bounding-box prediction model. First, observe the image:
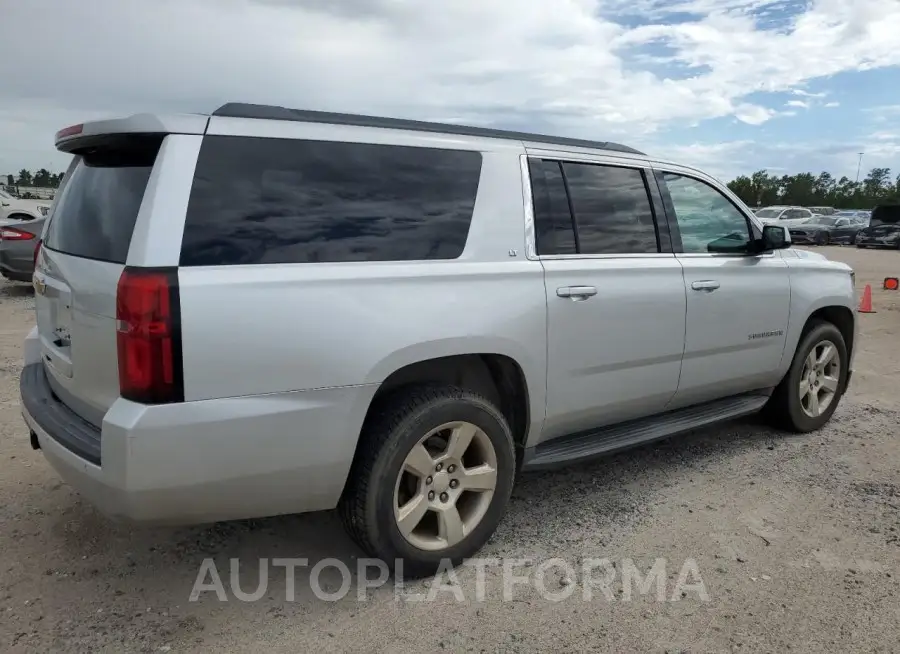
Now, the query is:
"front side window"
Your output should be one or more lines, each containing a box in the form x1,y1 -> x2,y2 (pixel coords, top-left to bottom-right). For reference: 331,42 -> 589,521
561,162 -> 659,255
662,173 -> 751,254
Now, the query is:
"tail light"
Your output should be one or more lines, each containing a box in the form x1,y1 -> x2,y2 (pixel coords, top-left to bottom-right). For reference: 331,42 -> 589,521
0,227 -> 35,241
33,240 -> 42,269
116,267 -> 184,404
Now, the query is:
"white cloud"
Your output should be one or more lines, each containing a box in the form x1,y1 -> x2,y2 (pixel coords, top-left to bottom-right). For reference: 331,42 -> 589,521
0,0 -> 899,174
824,101 -> 840,108
735,104 -> 778,125
786,100 -> 810,108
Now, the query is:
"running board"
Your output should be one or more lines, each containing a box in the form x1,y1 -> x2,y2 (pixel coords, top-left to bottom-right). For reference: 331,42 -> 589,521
521,392 -> 771,471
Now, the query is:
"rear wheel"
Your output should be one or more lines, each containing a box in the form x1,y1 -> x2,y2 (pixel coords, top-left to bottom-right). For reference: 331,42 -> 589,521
339,385 -> 515,579
765,321 -> 847,432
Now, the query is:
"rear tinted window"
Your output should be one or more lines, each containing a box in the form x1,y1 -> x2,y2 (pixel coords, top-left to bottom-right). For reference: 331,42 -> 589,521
43,136 -> 161,264
529,159 -> 576,255
561,162 -> 659,254
180,136 -> 482,266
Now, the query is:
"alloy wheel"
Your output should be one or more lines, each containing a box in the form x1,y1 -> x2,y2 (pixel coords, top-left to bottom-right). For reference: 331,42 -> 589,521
393,421 -> 498,551
799,339 -> 840,418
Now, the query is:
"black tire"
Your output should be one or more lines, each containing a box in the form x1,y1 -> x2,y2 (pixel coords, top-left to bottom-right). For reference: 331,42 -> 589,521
765,320 -> 848,432
339,384 -> 516,579
815,232 -> 829,246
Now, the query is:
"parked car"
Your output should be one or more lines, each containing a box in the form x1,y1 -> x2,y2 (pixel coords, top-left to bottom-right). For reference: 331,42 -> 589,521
788,216 -> 863,245
0,217 -> 45,282
754,205 -> 817,226
856,205 -> 900,249
0,189 -> 51,226
20,106 -> 858,577
809,206 -> 836,216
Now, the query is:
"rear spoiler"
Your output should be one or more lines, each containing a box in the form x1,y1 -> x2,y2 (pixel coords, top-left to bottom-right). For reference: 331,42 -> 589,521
55,113 -> 210,153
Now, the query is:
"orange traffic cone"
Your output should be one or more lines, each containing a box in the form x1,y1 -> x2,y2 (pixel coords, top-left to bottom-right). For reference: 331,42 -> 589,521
859,284 -> 876,313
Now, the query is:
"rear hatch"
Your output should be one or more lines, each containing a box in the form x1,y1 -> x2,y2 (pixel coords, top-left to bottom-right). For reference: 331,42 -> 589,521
33,135 -> 162,426
860,205 -> 900,236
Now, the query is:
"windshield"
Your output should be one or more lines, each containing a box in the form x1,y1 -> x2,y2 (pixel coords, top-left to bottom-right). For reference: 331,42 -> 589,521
755,208 -> 781,218
0,189 -> 11,200
869,206 -> 900,228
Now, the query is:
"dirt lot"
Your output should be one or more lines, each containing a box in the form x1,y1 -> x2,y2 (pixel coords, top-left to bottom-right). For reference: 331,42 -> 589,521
1,246 -> 899,653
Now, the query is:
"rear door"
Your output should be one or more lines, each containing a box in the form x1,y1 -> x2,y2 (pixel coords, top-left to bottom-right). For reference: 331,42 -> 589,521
529,154 -> 687,444
33,135 -> 164,426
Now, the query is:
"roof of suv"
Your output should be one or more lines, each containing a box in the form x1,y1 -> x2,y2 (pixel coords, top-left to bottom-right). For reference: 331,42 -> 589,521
209,103 -> 646,156
55,103 -> 648,159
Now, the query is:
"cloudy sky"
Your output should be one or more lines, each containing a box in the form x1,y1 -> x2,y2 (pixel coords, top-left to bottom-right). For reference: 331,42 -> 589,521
2,0 -> 900,182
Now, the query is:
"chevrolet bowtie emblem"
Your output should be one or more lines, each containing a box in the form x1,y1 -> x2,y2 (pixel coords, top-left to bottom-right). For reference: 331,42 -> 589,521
33,275 -> 46,296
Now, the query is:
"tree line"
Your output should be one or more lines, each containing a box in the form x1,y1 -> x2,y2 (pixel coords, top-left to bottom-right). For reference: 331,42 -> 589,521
6,169 -> 65,189
726,168 -> 900,209
5,165 -> 900,209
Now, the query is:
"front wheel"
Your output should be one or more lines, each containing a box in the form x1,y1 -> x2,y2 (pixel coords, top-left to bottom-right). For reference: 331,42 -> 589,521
765,321 -> 848,432
815,232 -> 830,246
339,385 -> 516,579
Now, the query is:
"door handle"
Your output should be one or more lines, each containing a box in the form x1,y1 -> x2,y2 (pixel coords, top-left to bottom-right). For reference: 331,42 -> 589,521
691,280 -> 720,292
557,285 -> 598,300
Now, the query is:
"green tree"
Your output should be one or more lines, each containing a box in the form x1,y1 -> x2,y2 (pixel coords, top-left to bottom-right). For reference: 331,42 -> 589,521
16,169 -> 33,186
32,168 -> 52,187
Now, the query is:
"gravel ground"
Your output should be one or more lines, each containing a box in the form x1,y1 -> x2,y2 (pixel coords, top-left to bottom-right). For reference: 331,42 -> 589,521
1,246 -> 899,653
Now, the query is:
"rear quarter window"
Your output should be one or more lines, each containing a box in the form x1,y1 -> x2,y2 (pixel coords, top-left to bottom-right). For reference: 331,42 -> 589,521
180,136 -> 483,266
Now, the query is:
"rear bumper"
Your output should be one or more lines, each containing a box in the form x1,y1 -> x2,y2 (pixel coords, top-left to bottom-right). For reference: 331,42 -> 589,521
20,333 -> 378,525
0,250 -> 33,281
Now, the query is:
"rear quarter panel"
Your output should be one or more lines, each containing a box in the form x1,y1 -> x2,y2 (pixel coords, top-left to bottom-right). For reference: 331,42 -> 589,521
172,132 -> 548,441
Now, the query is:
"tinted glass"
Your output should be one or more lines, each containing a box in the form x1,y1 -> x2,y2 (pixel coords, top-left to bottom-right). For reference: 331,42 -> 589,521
528,159 -> 576,255
181,137 -> 482,266
755,209 -> 781,218
662,173 -> 751,253
561,163 -> 658,254
870,206 -> 900,226
43,136 -> 161,264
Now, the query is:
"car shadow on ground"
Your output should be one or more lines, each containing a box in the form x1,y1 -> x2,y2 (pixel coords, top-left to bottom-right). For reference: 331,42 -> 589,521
14,412 -> 788,615
0,281 -> 33,298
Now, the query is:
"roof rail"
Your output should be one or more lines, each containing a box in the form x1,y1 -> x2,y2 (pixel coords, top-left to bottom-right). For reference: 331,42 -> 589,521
211,103 -> 646,156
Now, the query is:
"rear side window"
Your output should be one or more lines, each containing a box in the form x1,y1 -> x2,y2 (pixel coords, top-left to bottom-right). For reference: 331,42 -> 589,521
528,159 -> 576,255
561,162 -> 659,254
180,137 -> 483,266
43,135 -> 161,264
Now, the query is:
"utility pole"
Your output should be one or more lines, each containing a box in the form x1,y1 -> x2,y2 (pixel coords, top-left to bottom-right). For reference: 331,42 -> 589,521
855,152 -> 864,183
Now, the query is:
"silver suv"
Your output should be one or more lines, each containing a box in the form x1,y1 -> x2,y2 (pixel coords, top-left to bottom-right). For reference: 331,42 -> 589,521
21,104 -> 857,577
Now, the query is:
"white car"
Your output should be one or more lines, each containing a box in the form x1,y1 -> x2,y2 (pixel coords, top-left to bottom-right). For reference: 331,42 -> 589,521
0,189 -> 51,226
754,206 -> 817,227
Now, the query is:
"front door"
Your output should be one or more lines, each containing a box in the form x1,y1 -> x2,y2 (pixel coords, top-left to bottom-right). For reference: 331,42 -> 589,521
655,168 -> 791,408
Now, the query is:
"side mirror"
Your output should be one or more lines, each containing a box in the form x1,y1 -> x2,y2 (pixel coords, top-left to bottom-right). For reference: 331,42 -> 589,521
759,224 -> 791,251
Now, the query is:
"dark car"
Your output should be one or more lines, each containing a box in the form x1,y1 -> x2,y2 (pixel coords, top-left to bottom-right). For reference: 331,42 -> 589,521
0,217 -> 44,282
788,216 -> 862,245
856,205 -> 900,249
